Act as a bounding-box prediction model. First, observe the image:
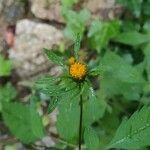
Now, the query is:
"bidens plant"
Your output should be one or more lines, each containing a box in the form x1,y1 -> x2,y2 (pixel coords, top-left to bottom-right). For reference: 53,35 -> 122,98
34,37 -> 103,149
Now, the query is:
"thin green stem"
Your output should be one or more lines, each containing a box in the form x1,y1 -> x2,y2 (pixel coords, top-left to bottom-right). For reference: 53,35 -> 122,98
79,93 -> 83,150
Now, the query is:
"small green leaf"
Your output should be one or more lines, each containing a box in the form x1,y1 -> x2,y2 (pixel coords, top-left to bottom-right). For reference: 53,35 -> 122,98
88,20 -> 120,52
44,49 -> 65,66
61,0 -> 78,8
0,83 -> 17,112
109,106 -> 150,149
2,102 -> 44,144
63,9 -> 90,40
0,55 -> 12,76
74,34 -> 81,60
84,126 -> 100,150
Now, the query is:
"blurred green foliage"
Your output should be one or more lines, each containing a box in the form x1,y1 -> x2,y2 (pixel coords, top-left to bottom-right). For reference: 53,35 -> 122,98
0,55 -> 12,76
1,0 -> 150,149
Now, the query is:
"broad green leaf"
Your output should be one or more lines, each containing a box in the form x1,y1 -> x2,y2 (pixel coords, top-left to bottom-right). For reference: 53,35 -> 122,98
0,55 -> 12,76
83,87 -> 106,125
84,127 -> 100,150
99,51 -> 144,100
56,94 -> 80,143
114,31 -> 150,46
88,20 -> 120,52
2,102 -> 44,143
109,106 -> 150,149
44,49 -> 65,66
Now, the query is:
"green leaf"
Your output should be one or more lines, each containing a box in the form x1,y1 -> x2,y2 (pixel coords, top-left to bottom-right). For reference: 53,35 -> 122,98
61,0 -> 78,8
74,34 -> 81,60
100,51 -> 145,100
109,106 -> 150,149
116,0 -> 143,17
143,20 -> 150,33
84,127 -> 100,150
34,76 -> 61,97
44,49 -> 65,66
114,31 -> 150,46
0,83 -> 17,112
0,83 -> 17,102
48,97 -> 60,113
88,20 -> 120,52
56,94 -> 80,143
143,44 -> 150,81
142,1 -> 150,16
0,55 -> 12,76
2,102 -> 44,143
63,9 -> 90,40
83,87 -> 106,125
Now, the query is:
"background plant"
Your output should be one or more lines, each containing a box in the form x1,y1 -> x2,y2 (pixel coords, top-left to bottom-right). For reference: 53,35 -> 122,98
0,0 -> 150,150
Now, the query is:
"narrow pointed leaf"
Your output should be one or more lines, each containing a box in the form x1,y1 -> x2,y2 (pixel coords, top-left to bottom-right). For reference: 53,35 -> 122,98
44,48 -> 65,66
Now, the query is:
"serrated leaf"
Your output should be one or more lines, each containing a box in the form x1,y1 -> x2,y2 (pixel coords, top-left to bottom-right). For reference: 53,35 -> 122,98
34,76 -> 61,97
44,49 -> 65,66
109,106 -> 150,149
84,127 -> 100,150
100,51 -> 144,100
114,31 -> 150,46
2,102 -> 44,144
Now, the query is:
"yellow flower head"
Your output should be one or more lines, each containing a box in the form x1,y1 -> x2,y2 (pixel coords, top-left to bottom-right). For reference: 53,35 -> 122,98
69,62 -> 87,80
68,57 -> 75,65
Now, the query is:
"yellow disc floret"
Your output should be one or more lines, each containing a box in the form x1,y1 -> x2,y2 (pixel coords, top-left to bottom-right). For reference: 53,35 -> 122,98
68,57 -> 75,65
69,62 -> 87,80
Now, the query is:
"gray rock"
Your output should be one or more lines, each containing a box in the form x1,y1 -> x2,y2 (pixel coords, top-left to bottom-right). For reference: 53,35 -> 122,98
9,19 -> 64,78
0,0 -> 26,24
83,0 -> 122,20
30,0 -> 63,22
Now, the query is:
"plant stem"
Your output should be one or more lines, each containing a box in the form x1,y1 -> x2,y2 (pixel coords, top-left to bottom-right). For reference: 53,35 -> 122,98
79,93 -> 83,150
